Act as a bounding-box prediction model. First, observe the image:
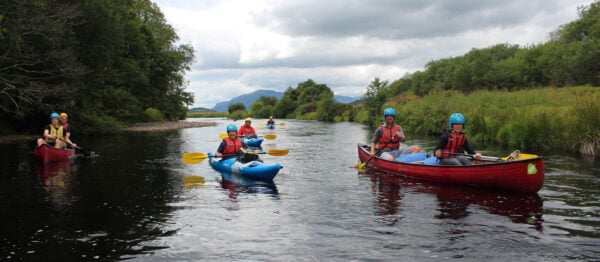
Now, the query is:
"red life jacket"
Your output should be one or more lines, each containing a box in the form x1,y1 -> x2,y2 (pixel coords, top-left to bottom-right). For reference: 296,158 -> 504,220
222,137 -> 243,154
378,124 -> 400,149
441,132 -> 466,157
238,126 -> 256,136
267,119 -> 275,124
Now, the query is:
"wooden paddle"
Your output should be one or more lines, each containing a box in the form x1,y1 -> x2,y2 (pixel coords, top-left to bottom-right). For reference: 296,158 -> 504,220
182,149 -> 289,164
218,134 -> 276,140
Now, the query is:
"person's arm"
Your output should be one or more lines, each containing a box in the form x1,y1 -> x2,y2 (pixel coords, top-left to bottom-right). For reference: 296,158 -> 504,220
43,128 -> 51,139
462,138 -> 481,159
251,127 -> 256,134
215,140 -> 226,157
370,128 -> 382,156
395,125 -> 406,142
434,132 -> 449,157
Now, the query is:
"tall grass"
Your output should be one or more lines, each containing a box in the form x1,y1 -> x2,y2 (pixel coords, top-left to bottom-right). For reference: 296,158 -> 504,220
356,86 -> 600,155
186,112 -> 228,118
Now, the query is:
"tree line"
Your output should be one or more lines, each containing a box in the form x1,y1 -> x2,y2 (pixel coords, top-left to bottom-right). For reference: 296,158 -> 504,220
0,0 -> 194,133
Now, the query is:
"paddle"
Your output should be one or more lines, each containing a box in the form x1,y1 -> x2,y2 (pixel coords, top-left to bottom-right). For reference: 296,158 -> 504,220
354,141 -> 392,169
219,134 -> 276,140
445,152 -> 538,161
58,138 -> 94,156
182,149 -> 289,164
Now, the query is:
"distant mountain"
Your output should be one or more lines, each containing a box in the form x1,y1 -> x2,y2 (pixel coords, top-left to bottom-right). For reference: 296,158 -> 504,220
212,89 -> 359,112
188,107 -> 216,113
212,90 -> 284,112
334,95 -> 358,104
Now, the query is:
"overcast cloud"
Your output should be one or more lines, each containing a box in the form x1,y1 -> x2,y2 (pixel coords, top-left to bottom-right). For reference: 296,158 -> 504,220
153,0 -> 593,108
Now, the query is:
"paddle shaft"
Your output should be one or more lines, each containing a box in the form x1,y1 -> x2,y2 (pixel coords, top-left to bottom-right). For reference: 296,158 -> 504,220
444,152 -> 500,161
364,140 -> 393,166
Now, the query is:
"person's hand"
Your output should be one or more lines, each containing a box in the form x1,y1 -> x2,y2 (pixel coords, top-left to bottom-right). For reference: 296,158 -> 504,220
71,143 -> 77,147
216,152 -> 222,158
435,150 -> 442,158
474,153 -> 482,160
395,132 -> 405,142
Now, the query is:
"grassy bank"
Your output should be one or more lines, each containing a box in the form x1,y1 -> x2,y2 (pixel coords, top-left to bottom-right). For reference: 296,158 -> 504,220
355,86 -> 600,156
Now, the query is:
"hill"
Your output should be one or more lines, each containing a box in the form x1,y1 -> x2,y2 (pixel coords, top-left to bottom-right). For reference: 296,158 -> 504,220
188,107 -> 216,113
212,90 -> 357,112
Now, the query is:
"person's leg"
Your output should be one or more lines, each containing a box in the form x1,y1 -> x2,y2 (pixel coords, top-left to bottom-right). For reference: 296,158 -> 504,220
36,138 -> 44,147
439,157 -> 462,166
456,155 -> 472,165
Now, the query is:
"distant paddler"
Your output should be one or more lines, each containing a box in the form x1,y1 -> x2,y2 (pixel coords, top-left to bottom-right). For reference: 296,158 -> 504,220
238,118 -> 257,139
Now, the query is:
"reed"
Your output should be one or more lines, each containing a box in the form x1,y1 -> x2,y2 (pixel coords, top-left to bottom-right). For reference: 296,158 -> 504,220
355,86 -> 600,155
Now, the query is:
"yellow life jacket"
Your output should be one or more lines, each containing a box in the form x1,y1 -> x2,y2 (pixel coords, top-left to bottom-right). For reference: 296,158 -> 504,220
46,124 -> 64,144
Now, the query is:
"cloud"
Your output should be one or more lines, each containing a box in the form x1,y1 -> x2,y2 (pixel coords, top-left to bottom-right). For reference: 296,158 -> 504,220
154,0 -> 593,108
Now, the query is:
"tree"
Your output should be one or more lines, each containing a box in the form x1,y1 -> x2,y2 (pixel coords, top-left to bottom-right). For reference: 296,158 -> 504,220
363,77 -> 388,127
228,102 -> 246,113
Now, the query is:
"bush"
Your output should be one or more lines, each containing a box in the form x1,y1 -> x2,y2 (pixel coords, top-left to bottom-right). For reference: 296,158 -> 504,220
143,107 -> 164,122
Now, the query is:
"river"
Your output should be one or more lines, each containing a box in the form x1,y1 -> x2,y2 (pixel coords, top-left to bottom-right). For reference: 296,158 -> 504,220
0,118 -> 598,261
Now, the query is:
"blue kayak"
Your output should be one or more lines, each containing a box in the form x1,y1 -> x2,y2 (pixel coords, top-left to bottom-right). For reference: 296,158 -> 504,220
242,137 -> 264,147
208,153 -> 282,181
266,124 -> 275,129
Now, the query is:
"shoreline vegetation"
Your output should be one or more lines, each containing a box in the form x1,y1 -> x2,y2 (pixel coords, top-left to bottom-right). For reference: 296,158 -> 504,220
0,121 -> 217,143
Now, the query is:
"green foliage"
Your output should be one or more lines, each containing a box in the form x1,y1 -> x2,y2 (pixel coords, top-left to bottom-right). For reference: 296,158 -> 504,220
187,111 -> 228,118
228,110 -> 247,120
143,107 -> 164,122
250,96 -> 278,118
0,0 -> 195,132
273,79 -> 334,119
362,77 -> 389,126
228,103 -> 246,113
316,93 -> 335,121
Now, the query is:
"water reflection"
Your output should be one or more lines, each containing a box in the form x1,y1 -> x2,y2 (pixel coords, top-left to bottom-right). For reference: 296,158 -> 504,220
35,159 -> 75,209
364,169 -> 543,231
217,171 -> 279,199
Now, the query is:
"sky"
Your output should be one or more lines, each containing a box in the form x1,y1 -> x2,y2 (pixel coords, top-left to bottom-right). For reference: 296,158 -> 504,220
153,0 -> 593,108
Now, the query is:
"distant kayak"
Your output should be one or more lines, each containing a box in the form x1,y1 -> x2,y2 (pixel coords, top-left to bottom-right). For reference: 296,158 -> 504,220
357,143 -> 544,193
266,124 -> 275,129
34,144 -> 74,163
208,153 -> 282,181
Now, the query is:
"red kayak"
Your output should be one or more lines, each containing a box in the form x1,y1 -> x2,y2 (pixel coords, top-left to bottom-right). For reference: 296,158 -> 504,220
357,144 -> 545,193
34,144 -> 75,163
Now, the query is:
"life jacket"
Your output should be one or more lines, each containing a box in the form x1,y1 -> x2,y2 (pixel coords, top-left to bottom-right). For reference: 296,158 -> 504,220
267,119 -> 275,124
221,137 -> 243,155
441,132 -> 466,157
46,124 -> 64,144
238,125 -> 256,136
378,124 -> 400,149
62,123 -> 69,130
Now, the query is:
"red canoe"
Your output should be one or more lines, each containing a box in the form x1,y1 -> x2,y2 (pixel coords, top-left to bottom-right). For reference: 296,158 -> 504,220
357,144 -> 545,193
34,144 -> 75,163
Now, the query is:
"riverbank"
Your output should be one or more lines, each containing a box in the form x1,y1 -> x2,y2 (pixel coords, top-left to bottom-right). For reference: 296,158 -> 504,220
0,121 -> 217,143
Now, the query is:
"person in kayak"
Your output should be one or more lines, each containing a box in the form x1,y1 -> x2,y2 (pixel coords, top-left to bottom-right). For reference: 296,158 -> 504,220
267,116 -> 275,125
238,118 -> 257,139
434,113 -> 481,165
216,124 -> 258,162
59,112 -> 77,149
36,113 -> 68,149
370,107 -> 420,160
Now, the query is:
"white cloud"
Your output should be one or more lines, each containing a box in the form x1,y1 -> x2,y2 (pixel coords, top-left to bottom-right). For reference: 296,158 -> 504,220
154,0 -> 594,108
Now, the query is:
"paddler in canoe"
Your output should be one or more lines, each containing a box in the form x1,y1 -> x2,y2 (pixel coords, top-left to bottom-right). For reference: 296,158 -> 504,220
36,113 -> 70,149
217,124 -> 259,163
434,113 -> 481,165
370,107 -> 421,160
58,112 -> 77,149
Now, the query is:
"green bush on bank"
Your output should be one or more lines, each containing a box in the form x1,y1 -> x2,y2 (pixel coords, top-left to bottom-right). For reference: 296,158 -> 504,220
352,86 -> 600,155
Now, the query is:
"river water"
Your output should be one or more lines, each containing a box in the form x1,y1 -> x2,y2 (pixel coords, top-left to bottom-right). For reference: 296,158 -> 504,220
0,118 -> 598,261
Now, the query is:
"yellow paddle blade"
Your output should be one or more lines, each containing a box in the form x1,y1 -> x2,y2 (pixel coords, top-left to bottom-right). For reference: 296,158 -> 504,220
353,162 -> 366,169
218,133 -> 228,139
182,152 -> 209,164
258,123 -> 265,126
501,153 -> 539,160
263,134 -> 276,140
266,149 -> 289,156
279,123 -> 285,126
183,176 -> 205,184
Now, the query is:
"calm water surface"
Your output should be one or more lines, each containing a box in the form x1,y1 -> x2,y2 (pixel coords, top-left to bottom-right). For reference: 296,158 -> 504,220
0,118 -> 598,261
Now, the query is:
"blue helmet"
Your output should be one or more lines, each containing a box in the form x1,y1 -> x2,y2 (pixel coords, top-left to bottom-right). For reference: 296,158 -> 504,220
383,107 -> 396,118
226,124 -> 238,132
50,113 -> 59,119
449,113 -> 465,128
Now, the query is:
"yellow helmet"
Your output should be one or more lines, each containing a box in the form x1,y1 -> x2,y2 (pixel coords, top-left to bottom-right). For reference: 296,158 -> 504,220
245,118 -> 252,122
59,113 -> 68,118
269,116 -> 273,119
